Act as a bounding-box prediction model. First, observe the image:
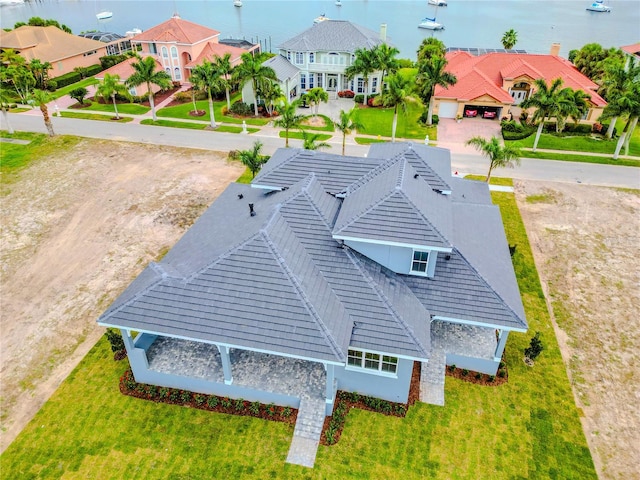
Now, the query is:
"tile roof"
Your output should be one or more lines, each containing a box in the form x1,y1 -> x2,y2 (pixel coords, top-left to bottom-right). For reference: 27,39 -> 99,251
438,51 -> 607,107
278,20 -> 387,53
0,26 -> 105,62
131,15 -> 219,44
185,42 -> 249,69
262,55 -> 301,82
620,43 -> 640,57
96,56 -> 164,81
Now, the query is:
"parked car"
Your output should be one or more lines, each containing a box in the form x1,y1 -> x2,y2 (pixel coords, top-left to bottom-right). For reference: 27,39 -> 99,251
483,111 -> 497,119
464,109 -> 478,117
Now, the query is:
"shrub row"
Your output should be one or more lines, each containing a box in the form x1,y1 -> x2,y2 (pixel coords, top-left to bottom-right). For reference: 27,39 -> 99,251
418,112 -> 439,125
119,369 -> 297,424
173,90 -> 208,103
337,89 -> 355,98
354,93 -> 379,104
51,71 -> 82,89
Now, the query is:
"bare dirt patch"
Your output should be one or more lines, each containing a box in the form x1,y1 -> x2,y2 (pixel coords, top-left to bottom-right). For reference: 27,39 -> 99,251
300,116 -> 326,128
516,181 -> 640,480
0,139 -> 243,452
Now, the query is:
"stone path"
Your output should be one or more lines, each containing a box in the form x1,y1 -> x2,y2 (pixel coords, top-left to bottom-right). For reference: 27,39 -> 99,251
286,396 -> 326,468
420,347 -> 446,406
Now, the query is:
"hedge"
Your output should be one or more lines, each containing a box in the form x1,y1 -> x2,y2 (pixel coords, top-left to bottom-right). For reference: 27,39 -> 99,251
86,64 -> 103,76
50,71 -> 82,88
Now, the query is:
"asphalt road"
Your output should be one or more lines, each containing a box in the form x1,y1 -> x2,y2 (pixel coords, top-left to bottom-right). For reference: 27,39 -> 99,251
3,113 -> 639,189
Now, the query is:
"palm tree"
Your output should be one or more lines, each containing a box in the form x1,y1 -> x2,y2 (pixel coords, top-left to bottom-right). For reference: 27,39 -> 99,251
600,58 -> 640,138
232,52 -> 277,117
335,108 -> 364,155
190,60 -> 224,128
239,140 -> 268,178
28,59 -> 52,89
611,82 -> 640,159
302,131 -> 331,151
273,99 -> 303,147
381,73 -> 410,142
415,55 -> 457,125
556,88 -> 590,132
211,53 -> 234,111
373,43 -> 400,89
304,87 -> 329,118
125,56 -> 172,121
416,37 -> 446,63
259,81 -> 284,116
345,47 -> 378,107
0,86 -> 15,134
465,136 -> 522,183
521,78 -> 565,152
95,73 -> 130,120
29,88 -> 55,136
501,29 -> 518,50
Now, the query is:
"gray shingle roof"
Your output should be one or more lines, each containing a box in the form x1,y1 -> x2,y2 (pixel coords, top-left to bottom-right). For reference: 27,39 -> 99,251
278,20 -> 387,53
263,54 -> 300,82
333,158 -> 452,249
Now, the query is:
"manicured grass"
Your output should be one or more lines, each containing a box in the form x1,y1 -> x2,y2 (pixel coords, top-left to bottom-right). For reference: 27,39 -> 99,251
507,132 -> 639,157
60,111 -> 133,122
354,137 -> 388,145
464,175 -> 514,187
354,102 -> 436,140
82,101 -> 150,115
9,107 -> 29,113
236,167 -> 254,184
518,149 -> 640,167
278,131 -> 332,141
52,77 -> 99,99
157,99 -> 270,126
140,119 -> 207,130
0,185 -> 596,479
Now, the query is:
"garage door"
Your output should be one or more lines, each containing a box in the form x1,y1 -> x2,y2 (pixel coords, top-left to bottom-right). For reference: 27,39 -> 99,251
438,101 -> 458,118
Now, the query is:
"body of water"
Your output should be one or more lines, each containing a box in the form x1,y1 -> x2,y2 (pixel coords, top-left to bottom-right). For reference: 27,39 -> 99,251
1,0 -> 638,60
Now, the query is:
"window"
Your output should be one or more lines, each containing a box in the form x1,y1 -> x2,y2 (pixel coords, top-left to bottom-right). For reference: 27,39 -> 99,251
295,52 -> 304,64
316,73 -> 323,88
165,67 -> 171,75
149,43 -> 157,54
300,73 -> 306,90
309,52 -> 315,63
171,46 -> 178,58
83,50 -> 97,57
161,46 -> 169,58
174,67 -> 181,80
411,251 -> 429,273
309,74 -> 314,89
372,77 -> 378,93
128,86 -> 137,96
347,348 -> 398,374
286,51 -> 291,61
357,78 -> 364,93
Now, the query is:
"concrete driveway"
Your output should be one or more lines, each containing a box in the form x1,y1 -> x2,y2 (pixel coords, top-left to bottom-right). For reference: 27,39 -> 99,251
438,117 -> 502,145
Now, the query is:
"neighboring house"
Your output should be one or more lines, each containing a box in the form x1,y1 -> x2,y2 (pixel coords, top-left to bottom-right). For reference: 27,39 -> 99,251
242,54 -> 301,105
620,42 -> 640,70
77,31 -> 134,56
275,20 -> 389,98
434,44 -> 607,122
130,13 -> 258,84
94,57 -> 165,97
98,143 -> 527,421
0,25 -> 107,77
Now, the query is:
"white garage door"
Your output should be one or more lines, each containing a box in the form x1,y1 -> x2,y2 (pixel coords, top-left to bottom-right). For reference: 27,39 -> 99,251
438,101 -> 459,118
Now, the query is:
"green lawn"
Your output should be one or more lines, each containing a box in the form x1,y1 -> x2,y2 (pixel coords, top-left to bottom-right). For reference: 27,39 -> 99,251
0,183 -> 596,479
157,97 -> 270,126
354,102 -> 436,141
52,77 -> 99,100
82,101 -> 150,115
278,131 -> 332,141
140,119 -> 259,134
354,137 -> 388,145
60,111 -> 133,122
507,131 -> 639,157
517,149 -> 640,167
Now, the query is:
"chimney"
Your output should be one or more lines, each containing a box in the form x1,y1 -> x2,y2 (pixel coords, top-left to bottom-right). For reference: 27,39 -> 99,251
550,43 -> 561,56
380,24 -> 387,42
249,203 -> 256,217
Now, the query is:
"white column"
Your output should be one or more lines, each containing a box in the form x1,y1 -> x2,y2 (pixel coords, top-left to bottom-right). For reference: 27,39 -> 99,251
121,329 -> 135,351
325,364 -> 335,407
217,345 -> 233,385
494,329 -> 509,361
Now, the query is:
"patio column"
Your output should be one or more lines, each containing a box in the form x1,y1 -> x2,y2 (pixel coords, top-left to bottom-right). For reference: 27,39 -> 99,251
120,329 -> 135,352
494,329 -> 509,362
325,364 -> 335,406
217,345 -> 233,385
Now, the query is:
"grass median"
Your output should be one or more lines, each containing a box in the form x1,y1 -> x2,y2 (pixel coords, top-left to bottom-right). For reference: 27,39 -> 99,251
60,111 -> 133,122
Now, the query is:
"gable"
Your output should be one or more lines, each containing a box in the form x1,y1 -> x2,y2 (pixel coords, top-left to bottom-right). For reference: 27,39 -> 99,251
131,16 -> 219,45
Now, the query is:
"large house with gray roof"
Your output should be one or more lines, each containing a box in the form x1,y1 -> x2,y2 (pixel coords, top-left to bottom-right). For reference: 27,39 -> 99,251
244,20 -> 390,105
98,143 -> 526,427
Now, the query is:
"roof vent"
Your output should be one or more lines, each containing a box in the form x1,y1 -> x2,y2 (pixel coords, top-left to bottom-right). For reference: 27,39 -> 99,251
445,254 -> 451,260
249,203 -> 256,217
238,194 -> 244,199
414,173 -> 419,179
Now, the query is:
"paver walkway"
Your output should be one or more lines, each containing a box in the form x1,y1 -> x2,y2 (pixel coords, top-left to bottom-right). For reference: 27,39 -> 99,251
420,347 -> 446,406
286,396 -> 326,467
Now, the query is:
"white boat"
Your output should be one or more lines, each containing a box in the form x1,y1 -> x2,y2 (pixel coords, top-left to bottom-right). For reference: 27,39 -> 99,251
233,0 -> 242,7
335,0 -> 342,5
96,11 -> 113,20
0,0 -> 25,6
314,14 -> 329,24
428,0 -> 447,6
418,16 -> 444,29
586,0 -> 610,11
125,28 -> 142,37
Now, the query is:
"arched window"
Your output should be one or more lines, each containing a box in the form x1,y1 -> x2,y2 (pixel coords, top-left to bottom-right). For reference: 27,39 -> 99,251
174,67 -> 181,80
161,46 -> 169,58
171,46 -> 178,58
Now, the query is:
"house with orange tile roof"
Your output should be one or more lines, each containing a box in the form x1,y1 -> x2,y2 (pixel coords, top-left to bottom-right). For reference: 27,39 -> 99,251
433,44 -> 606,123
620,43 -> 640,69
95,57 -> 166,97
129,14 -> 258,84
0,25 -> 107,77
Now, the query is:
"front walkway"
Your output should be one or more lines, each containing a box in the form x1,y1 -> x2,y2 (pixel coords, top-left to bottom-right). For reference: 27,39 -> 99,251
146,337 -> 327,467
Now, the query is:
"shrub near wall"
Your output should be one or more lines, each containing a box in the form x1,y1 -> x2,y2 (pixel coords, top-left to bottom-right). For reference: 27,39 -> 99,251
51,71 -> 82,89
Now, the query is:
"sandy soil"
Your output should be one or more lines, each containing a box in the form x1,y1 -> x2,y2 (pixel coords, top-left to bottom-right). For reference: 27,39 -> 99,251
516,181 -> 640,480
0,139 -> 243,452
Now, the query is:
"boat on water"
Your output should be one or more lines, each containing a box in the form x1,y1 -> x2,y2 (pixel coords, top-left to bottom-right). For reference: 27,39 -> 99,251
96,11 -> 113,20
418,16 -> 444,30
314,14 -> 329,23
233,0 -> 242,7
335,0 -> 342,6
428,0 -> 447,6
586,0 -> 611,11
125,27 -> 142,37
0,0 -> 25,6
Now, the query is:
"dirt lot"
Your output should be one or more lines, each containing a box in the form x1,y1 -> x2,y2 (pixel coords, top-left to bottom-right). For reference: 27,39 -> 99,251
0,139 -> 243,452
1,140 -> 638,479
516,181 -> 639,480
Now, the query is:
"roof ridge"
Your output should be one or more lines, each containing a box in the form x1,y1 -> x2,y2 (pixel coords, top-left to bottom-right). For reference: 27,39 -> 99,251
99,268 -> 167,320
345,155 -> 399,195
344,249 -> 429,356
396,183 -> 452,247
453,247 -> 527,329
261,228 -> 346,361
335,189 -> 395,234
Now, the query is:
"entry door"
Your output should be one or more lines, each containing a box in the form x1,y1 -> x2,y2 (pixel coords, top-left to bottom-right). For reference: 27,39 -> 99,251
512,90 -> 527,105
327,75 -> 338,91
